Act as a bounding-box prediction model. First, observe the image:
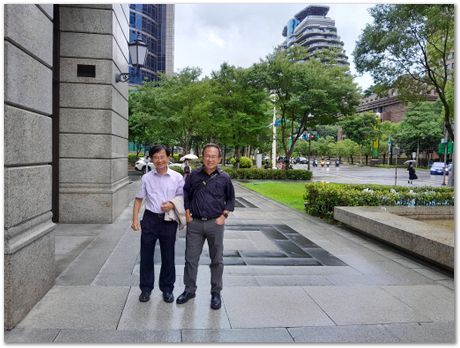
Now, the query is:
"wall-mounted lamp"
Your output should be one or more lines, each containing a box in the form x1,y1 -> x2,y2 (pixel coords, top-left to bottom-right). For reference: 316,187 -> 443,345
116,34 -> 148,83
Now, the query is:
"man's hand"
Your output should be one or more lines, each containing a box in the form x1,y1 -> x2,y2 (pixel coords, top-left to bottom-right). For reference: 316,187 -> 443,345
185,209 -> 193,223
161,201 -> 174,213
215,215 -> 225,225
131,220 -> 140,231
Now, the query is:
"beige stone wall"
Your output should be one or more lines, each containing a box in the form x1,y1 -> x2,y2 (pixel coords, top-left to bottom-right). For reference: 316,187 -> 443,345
58,4 -> 130,223
4,4 -> 56,329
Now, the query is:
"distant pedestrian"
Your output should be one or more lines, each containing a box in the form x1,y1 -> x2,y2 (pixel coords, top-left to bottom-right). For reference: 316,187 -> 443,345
131,145 -> 185,304
407,163 -> 417,184
182,159 -> 191,179
176,143 -> 235,310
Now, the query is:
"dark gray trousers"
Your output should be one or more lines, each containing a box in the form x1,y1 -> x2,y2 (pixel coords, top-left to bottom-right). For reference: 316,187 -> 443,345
183,219 -> 224,294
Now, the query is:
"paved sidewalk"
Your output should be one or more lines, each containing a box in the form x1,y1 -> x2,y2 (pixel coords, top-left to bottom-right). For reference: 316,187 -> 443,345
5,180 -> 455,343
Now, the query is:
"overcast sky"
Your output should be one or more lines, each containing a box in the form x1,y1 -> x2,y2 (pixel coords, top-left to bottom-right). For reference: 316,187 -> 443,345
174,3 -> 375,91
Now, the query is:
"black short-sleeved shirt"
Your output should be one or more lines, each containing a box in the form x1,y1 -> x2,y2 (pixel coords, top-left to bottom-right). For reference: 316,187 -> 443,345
183,166 -> 235,219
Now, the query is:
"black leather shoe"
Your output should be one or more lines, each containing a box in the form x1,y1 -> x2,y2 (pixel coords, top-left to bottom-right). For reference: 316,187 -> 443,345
163,292 -> 174,303
210,292 -> 221,310
139,291 -> 150,302
176,291 -> 196,304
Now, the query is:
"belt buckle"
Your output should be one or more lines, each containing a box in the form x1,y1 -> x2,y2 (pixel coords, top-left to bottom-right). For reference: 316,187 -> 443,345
200,217 -> 208,221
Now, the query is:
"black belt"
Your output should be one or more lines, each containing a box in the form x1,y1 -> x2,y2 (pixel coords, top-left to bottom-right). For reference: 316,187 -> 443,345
194,215 -> 220,221
145,210 -> 165,219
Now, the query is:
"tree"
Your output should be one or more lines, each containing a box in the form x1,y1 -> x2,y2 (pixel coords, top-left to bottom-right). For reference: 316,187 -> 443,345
209,63 -> 270,165
129,67 -> 214,153
339,112 -> 380,164
253,46 -> 360,168
394,101 -> 443,164
353,4 -> 455,140
335,139 -> 360,164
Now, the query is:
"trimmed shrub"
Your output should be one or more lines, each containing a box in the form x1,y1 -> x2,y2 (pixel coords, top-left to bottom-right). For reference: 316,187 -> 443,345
222,168 -> 312,180
239,156 -> 253,168
169,166 -> 184,175
128,154 -> 139,165
304,182 -> 454,220
172,154 -> 180,162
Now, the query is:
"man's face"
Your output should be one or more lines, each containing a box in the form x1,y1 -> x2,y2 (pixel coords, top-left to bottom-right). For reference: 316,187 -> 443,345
203,147 -> 221,172
151,149 -> 169,171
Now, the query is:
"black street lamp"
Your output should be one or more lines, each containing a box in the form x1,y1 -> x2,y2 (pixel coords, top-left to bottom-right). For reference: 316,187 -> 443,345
116,34 -> 148,83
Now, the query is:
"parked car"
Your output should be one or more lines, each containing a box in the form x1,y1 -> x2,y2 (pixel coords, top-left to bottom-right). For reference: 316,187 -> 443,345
135,156 -> 181,172
134,156 -> 152,172
430,162 -> 450,175
297,157 -> 308,164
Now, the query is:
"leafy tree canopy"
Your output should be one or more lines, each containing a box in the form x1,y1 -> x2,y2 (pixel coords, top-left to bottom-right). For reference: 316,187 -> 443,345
353,4 -> 454,140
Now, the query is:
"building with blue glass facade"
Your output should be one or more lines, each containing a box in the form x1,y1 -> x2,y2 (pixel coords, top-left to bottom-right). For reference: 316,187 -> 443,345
281,5 -> 349,66
129,4 -> 174,84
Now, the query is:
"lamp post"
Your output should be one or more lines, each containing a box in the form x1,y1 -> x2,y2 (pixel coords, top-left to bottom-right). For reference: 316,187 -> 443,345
270,93 -> 278,169
116,34 -> 148,83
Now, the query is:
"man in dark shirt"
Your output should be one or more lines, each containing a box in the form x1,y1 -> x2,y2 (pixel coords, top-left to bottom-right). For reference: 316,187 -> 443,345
176,143 -> 235,310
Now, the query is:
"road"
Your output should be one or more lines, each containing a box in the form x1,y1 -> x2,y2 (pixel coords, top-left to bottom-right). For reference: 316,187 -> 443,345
130,165 -> 449,187
293,164 -> 448,187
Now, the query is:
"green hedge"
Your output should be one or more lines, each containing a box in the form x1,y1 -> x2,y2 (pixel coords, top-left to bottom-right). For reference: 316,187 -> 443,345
128,153 -> 139,165
304,182 -> 454,220
222,168 -> 312,180
169,166 -> 184,175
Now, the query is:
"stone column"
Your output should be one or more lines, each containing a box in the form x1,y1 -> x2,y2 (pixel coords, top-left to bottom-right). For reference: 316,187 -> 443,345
58,4 -> 130,223
4,4 -> 56,329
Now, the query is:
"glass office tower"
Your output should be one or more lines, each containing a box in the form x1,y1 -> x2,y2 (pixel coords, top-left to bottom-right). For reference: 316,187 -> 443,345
129,4 -> 174,84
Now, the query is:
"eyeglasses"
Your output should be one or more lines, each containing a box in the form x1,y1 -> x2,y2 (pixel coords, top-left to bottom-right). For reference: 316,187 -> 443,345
204,155 -> 219,160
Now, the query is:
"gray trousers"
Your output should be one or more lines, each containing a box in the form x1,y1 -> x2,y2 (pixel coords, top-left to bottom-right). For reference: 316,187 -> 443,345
183,219 -> 224,294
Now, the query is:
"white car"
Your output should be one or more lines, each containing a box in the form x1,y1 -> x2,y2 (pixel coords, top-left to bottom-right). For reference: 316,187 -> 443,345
134,156 -> 182,172
134,156 -> 152,172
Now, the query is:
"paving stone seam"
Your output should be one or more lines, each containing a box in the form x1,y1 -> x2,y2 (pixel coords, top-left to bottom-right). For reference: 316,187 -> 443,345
115,286 -> 132,331
299,287 -> 338,326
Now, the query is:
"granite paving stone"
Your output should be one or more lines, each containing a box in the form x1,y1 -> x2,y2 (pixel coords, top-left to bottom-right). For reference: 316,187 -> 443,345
288,324 -> 401,343
117,287 -> 231,330
182,328 -> 294,343
54,329 -> 181,343
223,286 -> 334,328
4,328 -> 60,343
381,284 -> 455,322
255,275 -> 333,286
382,321 -> 455,343
16,286 -> 130,330
303,285 -> 431,325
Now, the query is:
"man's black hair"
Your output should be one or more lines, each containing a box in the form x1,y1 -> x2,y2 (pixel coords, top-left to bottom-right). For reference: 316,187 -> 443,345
202,143 -> 222,157
149,144 -> 171,157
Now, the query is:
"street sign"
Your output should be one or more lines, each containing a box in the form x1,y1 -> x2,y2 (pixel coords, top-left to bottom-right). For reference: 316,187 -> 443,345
438,141 -> 453,155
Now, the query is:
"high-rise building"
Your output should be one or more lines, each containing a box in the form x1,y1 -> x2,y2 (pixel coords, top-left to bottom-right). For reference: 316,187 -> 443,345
129,4 -> 175,84
281,5 -> 349,66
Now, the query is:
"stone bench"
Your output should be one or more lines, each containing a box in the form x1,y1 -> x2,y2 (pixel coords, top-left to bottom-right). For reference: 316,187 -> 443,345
333,206 -> 454,271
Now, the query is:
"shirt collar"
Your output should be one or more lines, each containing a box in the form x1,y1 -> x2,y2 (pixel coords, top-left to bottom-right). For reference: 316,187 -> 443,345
152,167 -> 171,176
200,165 -> 221,176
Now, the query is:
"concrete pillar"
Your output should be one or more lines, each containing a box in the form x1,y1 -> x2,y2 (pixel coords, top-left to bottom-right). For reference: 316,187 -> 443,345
4,4 -> 56,329
58,4 -> 130,223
